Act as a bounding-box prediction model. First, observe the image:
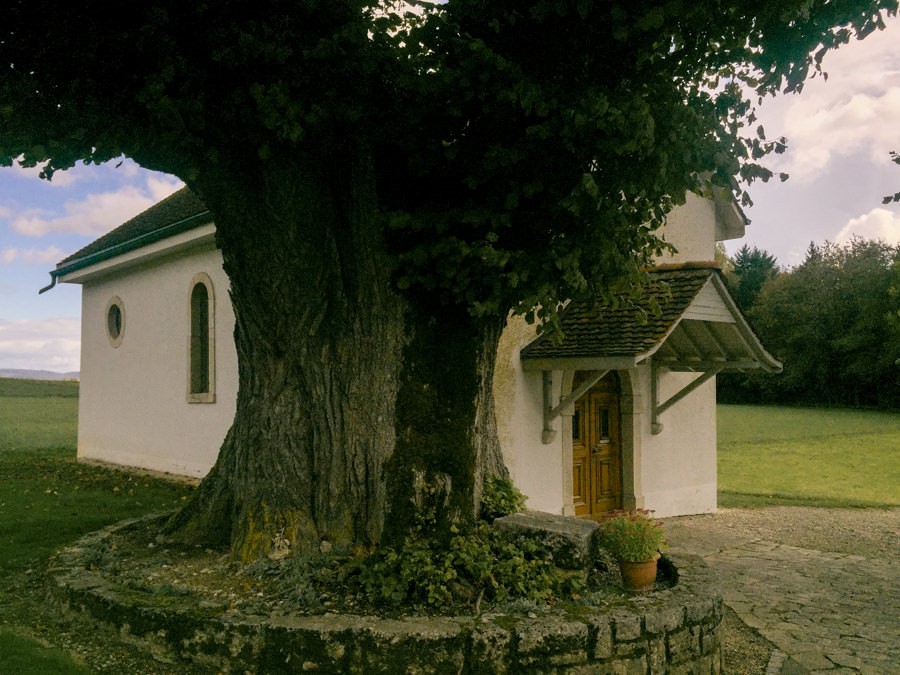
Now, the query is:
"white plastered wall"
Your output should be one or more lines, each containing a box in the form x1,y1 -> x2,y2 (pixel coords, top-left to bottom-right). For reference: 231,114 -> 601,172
632,365 -> 718,517
76,244 -> 237,477
493,315 -> 566,514
655,192 -> 717,263
639,193 -> 722,516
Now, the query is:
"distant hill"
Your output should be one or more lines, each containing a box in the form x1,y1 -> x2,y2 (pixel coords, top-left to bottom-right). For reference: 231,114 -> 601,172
0,369 -> 80,381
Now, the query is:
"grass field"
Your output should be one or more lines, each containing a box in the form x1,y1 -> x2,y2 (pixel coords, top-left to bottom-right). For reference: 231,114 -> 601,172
717,405 -> 900,508
0,378 -> 195,674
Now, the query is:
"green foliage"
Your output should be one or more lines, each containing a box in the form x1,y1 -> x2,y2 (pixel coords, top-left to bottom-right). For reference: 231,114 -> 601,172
725,244 -> 779,311
718,405 -> 900,508
352,482 -> 581,609
597,510 -> 668,563
720,239 -> 900,409
2,2 -> 894,331
479,475 -> 526,522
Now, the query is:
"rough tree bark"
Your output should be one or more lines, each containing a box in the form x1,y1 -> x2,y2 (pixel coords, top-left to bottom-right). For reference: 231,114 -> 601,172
166,146 -> 404,558
385,309 -> 508,545
165,146 -> 508,560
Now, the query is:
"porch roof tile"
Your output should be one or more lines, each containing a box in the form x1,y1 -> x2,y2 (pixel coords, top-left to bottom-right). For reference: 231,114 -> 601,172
520,267 -> 715,361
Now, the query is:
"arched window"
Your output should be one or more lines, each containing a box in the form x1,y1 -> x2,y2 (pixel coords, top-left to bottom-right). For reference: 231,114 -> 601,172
188,273 -> 215,403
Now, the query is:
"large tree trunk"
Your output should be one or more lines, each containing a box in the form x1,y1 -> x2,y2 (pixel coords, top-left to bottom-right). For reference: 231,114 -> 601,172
166,148 -> 507,560
384,308 -> 508,545
166,148 -> 404,558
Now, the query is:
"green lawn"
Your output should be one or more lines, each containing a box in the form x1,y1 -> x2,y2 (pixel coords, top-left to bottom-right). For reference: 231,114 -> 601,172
0,378 -> 195,672
717,405 -> 900,508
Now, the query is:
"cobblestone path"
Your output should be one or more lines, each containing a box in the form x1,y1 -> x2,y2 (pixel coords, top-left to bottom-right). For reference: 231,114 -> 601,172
665,509 -> 899,674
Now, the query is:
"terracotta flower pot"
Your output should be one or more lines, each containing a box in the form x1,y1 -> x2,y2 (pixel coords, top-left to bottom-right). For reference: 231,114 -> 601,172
618,556 -> 659,592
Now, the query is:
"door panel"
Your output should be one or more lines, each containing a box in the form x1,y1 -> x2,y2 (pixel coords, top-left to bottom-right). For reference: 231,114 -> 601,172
572,399 -> 590,516
589,395 -> 621,513
571,381 -> 622,518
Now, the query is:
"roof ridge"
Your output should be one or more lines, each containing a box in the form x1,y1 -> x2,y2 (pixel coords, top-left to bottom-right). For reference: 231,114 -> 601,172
648,261 -> 721,272
56,187 -> 209,266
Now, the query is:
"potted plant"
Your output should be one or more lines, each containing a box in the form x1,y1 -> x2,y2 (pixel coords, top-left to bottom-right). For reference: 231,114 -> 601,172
597,509 -> 668,592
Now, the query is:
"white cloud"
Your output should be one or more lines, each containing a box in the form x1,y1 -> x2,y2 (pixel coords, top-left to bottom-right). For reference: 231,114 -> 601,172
0,317 -> 81,372
1,158 -> 87,187
0,246 -> 66,265
759,16 -> 900,182
835,208 -> 900,246
779,89 -> 900,181
147,175 -> 183,201
9,176 -> 183,238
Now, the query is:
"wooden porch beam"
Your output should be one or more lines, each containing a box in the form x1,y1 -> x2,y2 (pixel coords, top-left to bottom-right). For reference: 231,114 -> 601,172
651,360 -> 723,435
542,369 -> 609,444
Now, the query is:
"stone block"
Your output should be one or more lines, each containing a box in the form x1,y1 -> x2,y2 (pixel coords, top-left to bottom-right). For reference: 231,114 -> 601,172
647,636 -> 667,674
700,625 -> 720,655
699,651 -> 723,674
644,605 -> 684,634
667,627 -> 700,665
493,511 -> 599,570
610,611 -> 643,641
565,664 -> 617,675
614,639 -> 645,659
49,514 -> 727,674
612,655 -> 647,674
711,596 -> 725,622
684,597 -> 714,624
347,616 -> 467,674
513,614 -> 590,669
585,614 -> 613,660
469,619 -> 512,674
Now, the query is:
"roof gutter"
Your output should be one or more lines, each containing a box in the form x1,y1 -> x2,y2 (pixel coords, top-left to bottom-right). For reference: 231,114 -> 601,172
39,210 -> 212,294
38,275 -> 58,295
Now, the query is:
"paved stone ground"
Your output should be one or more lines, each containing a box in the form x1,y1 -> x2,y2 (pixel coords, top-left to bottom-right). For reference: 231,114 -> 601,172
664,508 -> 899,674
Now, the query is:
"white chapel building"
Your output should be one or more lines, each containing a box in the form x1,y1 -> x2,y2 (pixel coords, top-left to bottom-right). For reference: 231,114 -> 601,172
44,188 -> 780,519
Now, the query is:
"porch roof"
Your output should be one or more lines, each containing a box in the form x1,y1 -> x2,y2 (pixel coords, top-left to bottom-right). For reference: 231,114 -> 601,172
520,265 -> 782,374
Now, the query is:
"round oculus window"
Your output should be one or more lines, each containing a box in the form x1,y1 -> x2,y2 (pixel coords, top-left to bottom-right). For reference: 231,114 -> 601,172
105,296 -> 125,347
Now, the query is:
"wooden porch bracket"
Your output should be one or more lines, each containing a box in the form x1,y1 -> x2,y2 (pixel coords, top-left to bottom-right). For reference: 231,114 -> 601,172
650,359 -> 723,435
542,369 -> 609,444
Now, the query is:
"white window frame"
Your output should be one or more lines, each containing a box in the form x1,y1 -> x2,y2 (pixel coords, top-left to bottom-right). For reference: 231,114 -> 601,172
187,273 -> 216,403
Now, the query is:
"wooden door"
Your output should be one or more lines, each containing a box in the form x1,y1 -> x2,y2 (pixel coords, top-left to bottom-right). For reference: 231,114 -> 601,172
572,396 -> 590,514
572,380 -> 622,517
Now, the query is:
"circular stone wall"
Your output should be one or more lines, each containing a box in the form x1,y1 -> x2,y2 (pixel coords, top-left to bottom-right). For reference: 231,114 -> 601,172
48,518 -> 724,673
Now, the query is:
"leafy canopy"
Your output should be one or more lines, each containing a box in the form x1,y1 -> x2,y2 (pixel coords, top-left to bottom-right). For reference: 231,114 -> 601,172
719,238 -> 900,408
727,244 -> 780,310
2,1 -> 896,327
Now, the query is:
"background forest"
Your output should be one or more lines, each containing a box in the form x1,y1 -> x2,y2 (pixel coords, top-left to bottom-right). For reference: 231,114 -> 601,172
718,238 -> 900,409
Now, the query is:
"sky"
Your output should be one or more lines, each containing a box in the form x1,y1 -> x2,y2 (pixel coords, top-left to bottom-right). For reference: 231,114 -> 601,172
1,17 -> 899,374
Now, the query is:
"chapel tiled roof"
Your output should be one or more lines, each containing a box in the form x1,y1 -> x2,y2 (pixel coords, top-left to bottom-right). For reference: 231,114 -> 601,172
58,187 -> 210,267
520,266 -> 716,361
